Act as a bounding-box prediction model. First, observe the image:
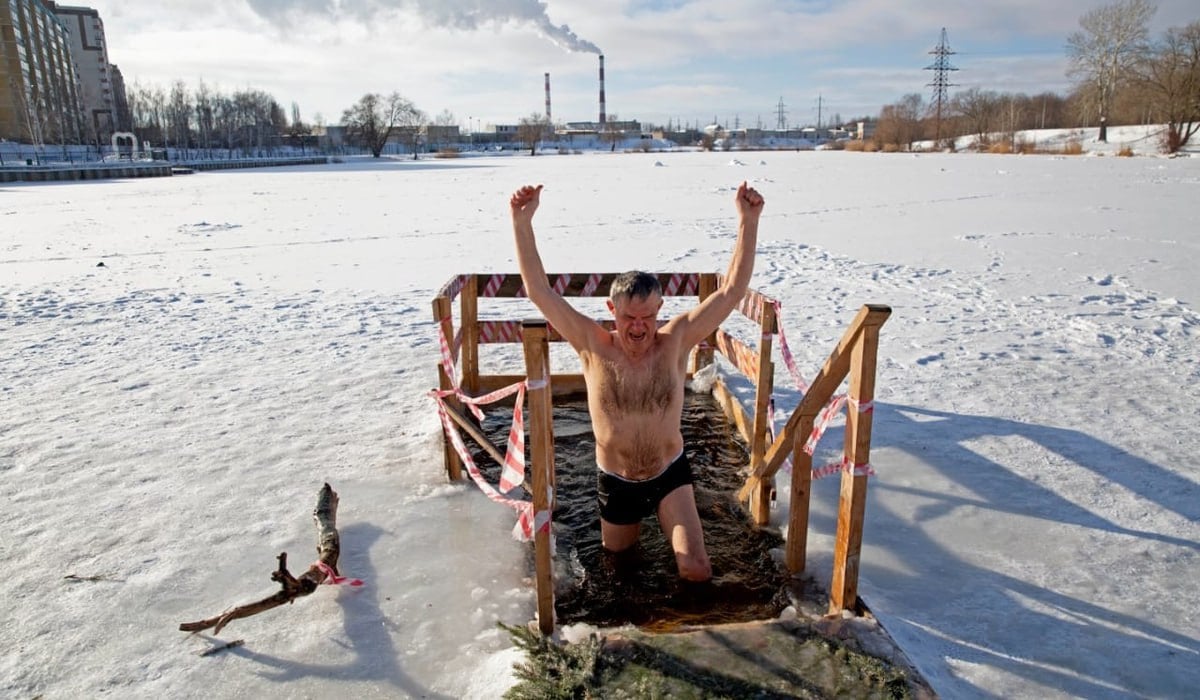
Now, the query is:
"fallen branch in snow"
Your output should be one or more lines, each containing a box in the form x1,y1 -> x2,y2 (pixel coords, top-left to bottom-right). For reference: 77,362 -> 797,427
198,639 -> 245,656
63,572 -> 121,583
178,483 -> 346,635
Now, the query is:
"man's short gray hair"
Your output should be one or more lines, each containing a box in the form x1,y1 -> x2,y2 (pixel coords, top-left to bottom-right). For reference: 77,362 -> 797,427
609,271 -> 662,303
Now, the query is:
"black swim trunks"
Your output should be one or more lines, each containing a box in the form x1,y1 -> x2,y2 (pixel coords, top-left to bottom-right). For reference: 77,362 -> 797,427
597,451 -> 694,525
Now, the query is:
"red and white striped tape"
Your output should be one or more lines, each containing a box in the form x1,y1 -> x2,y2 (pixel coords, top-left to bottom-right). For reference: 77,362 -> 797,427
480,320 -> 523,343
436,316 -> 484,420
498,384 -> 527,492
440,275 -> 468,302
803,394 -> 848,456
765,301 -> 880,480
482,274 -> 506,298
581,273 -> 603,296
810,456 -> 876,480
431,387 -> 550,541
773,301 -> 809,395
314,560 -> 364,587
715,330 -> 759,380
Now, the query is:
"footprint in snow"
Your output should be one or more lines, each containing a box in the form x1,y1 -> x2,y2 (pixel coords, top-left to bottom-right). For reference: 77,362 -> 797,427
916,352 -> 944,366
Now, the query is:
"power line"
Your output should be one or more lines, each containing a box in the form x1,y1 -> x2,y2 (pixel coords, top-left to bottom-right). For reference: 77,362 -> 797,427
925,27 -> 959,144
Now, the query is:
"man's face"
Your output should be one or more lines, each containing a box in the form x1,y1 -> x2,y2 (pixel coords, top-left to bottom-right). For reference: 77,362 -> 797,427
608,292 -> 663,354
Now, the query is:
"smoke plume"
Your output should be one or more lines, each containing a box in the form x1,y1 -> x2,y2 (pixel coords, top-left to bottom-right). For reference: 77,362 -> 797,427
246,0 -> 601,54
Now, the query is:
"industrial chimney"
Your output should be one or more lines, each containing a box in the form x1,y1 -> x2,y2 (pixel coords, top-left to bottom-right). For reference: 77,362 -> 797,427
598,55 -> 606,125
544,73 -> 552,123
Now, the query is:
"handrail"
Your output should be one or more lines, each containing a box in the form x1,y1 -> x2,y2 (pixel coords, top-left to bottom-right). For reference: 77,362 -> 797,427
738,304 -> 892,501
432,272 -> 891,622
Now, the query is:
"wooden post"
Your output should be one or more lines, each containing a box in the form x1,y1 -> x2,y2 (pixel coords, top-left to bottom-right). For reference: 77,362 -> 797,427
432,295 -> 462,481
737,305 -> 891,504
785,414 -> 815,574
522,320 -> 556,635
691,273 -> 718,374
461,275 -> 480,394
829,322 -> 882,614
748,300 -> 776,526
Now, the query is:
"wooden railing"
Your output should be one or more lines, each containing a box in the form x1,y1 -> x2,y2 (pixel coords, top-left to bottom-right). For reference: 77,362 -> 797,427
431,272 -> 890,626
736,304 -> 891,612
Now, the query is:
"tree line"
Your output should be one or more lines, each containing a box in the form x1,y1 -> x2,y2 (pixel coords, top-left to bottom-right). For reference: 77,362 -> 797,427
873,0 -> 1199,153
119,81 -> 440,158
123,80 -> 307,157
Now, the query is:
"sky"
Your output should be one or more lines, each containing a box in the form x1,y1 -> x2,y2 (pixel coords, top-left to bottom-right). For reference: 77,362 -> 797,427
86,1 -> 1198,130
2,130 -> 1197,698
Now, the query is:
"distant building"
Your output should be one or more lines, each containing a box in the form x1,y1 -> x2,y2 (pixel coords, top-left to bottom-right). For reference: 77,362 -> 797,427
489,124 -> 519,143
110,62 -> 128,131
422,124 -> 459,150
565,119 -> 641,134
313,124 -> 347,149
47,2 -> 120,143
0,0 -> 86,143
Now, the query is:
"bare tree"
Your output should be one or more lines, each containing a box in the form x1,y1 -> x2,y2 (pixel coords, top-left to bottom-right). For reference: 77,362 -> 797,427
517,113 -> 550,155
396,101 -> 427,160
1137,20 -> 1200,152
951,88 -> 1003,147
212,93 -> 237,156
167,80 -> 192,156
1029,91 -> 1070,129
7,78 -> 45,154
875,94 -> 924,150
287,101 -> 312,153
1067,0 -> 1156,142
600,113 -> 623,152
341,92 -> 421,158
195,81 -> 215,154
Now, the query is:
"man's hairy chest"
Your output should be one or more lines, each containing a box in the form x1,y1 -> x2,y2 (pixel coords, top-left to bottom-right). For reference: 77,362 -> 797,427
589,352 -> 681,416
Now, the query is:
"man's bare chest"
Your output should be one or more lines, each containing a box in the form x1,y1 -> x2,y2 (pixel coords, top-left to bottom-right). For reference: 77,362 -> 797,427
588,352 -> 681,416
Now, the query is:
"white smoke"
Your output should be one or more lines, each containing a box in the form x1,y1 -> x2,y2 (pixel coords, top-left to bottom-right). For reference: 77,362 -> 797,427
246,0 -> 601,54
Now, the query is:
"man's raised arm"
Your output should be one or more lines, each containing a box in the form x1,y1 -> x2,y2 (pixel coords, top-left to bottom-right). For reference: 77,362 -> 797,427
510,185 -> 606,352
672,181 -> 764,348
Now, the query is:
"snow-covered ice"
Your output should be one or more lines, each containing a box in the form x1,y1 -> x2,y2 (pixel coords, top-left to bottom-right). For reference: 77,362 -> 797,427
2,140 -> 1197,698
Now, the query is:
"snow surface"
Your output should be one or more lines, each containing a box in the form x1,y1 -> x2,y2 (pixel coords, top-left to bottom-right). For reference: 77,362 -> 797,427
2,139 -> 1198,699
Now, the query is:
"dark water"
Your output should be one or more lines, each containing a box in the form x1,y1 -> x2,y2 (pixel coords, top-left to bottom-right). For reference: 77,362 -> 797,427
472,391 -> 788,631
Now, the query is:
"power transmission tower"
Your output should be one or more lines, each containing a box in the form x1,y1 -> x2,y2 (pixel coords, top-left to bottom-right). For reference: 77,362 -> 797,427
924,27 -> 958,145
775,97 -> 787,131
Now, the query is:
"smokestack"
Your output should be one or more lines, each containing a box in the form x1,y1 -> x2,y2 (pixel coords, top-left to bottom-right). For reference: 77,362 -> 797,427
598,54 -> 606,125
545,72 -> 552,123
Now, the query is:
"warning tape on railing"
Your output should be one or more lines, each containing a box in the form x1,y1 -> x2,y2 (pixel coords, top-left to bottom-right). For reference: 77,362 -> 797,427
737,288 -> 770,324
714,329 -> 759,379
811,456 -> 876,480
479,319 -> 523,344
581,273 -> 603,296
764,300 -> 878,481
482,274 -> 505,298
430,382 -> 551,542
439,274 -> 468,303
437,318 -> 485,420
772,301 -> 809,395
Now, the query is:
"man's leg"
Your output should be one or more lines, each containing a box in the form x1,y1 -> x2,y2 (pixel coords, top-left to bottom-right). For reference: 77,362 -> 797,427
601,520 -> 641,552
657,485 -> 711,581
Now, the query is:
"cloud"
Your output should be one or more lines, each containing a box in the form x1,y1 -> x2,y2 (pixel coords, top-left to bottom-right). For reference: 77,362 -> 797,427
244,0 -> 601,53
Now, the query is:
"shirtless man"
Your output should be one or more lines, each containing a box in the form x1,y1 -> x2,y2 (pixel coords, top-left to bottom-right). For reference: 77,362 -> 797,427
510,182 -> 764,581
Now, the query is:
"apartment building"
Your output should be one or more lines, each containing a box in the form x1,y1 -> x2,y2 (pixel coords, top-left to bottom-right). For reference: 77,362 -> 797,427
47,1 -> 116,139
0,0 -> 84,143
